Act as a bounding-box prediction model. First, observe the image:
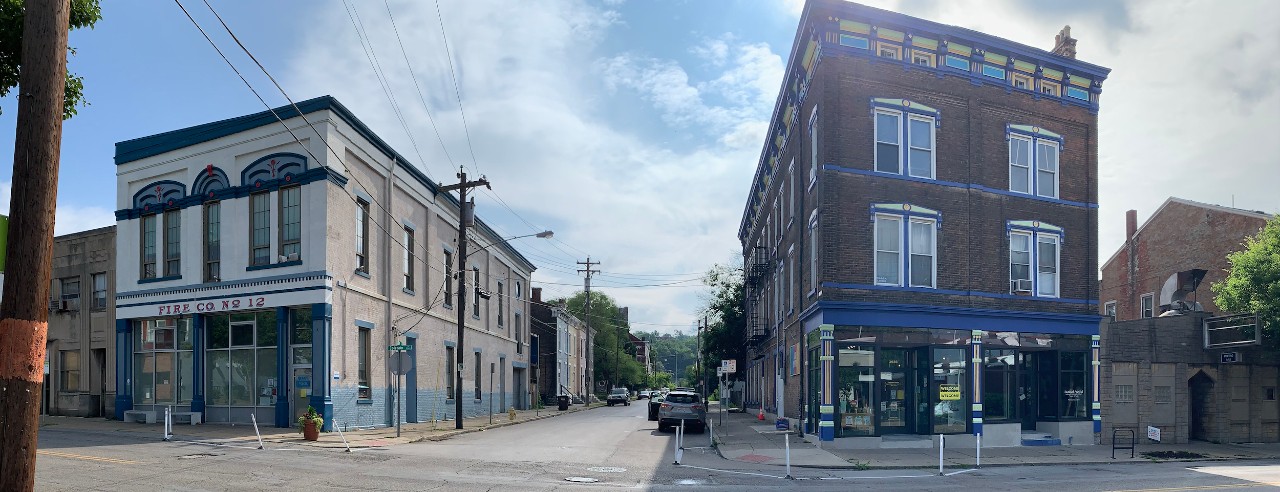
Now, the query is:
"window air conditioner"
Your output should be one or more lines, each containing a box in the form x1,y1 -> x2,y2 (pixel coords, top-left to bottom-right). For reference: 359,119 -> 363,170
48,299 -> 60,311
286,252 -> 299,262
1012,279 -> 1033,293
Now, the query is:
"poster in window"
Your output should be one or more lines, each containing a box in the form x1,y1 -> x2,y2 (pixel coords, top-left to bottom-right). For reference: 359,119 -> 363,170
790,343 -> 801,376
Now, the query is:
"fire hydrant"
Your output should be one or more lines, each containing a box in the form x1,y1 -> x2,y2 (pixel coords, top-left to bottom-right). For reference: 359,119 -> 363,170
509,407 -> 517,421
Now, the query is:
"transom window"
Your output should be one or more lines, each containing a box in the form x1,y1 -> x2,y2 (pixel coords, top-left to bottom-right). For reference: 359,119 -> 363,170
873,107 -> 935,179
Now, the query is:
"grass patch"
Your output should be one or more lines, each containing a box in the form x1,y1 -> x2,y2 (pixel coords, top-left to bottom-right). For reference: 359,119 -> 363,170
1142,450 -> 1208,460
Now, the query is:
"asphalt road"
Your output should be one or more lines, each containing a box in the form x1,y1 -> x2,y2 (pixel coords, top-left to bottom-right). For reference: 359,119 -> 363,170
32,403 -> 1280,491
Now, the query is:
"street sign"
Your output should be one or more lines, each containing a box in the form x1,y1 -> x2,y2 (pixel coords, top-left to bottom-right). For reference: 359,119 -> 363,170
389,352 -> 414,375
1147,425 -> 1162,442
388,344 -> 410,352
721,359 -> 736,373
1221,352 -> 1240,364
716,367 -> 724,377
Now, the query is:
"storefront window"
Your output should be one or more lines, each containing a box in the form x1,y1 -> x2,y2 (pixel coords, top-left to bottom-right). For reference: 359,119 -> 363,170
932,348 -> 966,434
1059,351 -> 1088,419
983,349 -> 1017,421
132,318 -> 194,405
837,343 -> 875,436
205,311 -> 280,409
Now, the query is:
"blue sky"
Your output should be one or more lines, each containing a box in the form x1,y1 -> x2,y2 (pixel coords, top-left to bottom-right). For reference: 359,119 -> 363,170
0,0 -> 1276,333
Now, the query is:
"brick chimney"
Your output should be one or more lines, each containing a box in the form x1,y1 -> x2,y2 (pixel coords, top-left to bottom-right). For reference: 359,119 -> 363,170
1052,25 -> 1077,59
532,287 -> 542,304
1125,209 -> 1138,241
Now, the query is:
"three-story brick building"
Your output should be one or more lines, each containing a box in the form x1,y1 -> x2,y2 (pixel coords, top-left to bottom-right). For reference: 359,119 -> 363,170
112,96 -> 536,429
740,0 -> 1109,446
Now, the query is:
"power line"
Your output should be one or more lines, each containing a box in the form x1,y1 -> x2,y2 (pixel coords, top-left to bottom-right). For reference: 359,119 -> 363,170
381,0 -> 459,174
433,0 -> 480,177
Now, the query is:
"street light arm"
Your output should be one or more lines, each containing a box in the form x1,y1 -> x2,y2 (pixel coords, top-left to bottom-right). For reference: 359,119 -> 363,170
467,230 -> 554,260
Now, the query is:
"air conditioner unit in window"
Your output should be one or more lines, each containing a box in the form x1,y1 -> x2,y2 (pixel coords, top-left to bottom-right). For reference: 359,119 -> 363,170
48,299 -> 59,311
278,255 -> 288,264
1012,279 -> 1033,293
286,252 -> 299,262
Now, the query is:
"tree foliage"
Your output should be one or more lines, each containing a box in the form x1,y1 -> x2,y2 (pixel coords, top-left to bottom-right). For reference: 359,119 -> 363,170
700,262 -> 745,386
1212,217 -> 1280,347
553,290 -> 649,392
0,0 -> 102,119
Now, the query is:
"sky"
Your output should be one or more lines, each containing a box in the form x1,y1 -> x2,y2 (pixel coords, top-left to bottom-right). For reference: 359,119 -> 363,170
0,0 -> 1275,334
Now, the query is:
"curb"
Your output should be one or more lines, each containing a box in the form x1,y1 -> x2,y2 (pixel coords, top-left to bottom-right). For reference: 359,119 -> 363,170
719,453 -> 1280,471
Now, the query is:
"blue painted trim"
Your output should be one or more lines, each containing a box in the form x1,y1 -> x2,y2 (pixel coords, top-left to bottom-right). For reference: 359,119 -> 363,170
402,219 -> 416,231
982,64 -> 1006,79
246,260 -> 303,272
309,302 -> 333,431
353,187 -> 372,203
354,269 -> 371,279
1006,124 -> 1065,145
132,180 -> 187,210
116,284 -> 330,310
117,270 -> 328,298
356,400 -> 373,405
402,288 -> 415,296
114,319 -> 132,420
192,166 -> 231,197
406,337 -> 418,423
473,347 -> 483,353
825,164 -> 1098,208
355,319 -> 375,330
241,153 -> 307,186
806,300 -> 1102,335
138,275 -> 182,285
403,331 -> 418,339
275,306 -> 289,427
191,314 -> 205,420
115,168 -> 345,220
443,340 -> 456,348
822,281 -> 1096,305
512,361 -> 528,369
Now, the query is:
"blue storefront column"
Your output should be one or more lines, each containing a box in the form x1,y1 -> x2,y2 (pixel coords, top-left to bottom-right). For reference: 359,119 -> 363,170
309,303 -> 333,431
1092,334 -> 1102,433
817,324 -> 835,441
114,319 -> 132,420
275,306 -> 289,428
971,330 -> 984,437
191,315 -> 205,420
406,334 -> 418,423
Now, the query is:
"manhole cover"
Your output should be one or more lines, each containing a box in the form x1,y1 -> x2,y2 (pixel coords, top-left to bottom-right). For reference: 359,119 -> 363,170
178,453 -> 220,459
587,467 -> 626,473
565,477 -> 599,483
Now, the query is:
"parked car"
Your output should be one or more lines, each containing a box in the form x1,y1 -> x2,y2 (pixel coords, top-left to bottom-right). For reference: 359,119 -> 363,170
606,387 -> 630,406
647,395 -> 663,421
637,390 -> 651,400
657,390 -> 706,433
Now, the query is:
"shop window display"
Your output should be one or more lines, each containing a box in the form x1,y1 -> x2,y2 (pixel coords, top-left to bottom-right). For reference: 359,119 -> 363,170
837,343 -> 875,436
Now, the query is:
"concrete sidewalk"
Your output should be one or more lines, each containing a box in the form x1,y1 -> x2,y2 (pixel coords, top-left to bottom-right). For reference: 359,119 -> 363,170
39,403 -> 603,450
708,404 -> 1280,470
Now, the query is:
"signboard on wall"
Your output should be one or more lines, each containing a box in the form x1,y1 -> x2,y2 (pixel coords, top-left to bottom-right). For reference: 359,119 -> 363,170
939,384 -> 960,401
1220,352 -> 1240,364
116,277 -> 331,319
1147,425 -> 1161,442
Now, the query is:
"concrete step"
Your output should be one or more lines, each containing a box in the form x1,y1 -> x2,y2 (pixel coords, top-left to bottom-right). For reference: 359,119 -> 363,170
881,434 -> 934,449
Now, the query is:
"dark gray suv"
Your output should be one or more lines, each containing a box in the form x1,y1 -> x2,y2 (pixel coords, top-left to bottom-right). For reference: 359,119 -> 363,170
657,390 -> 706,433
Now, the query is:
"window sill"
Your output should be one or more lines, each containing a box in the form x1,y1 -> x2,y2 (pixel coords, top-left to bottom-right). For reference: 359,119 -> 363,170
246,260 -> 302,272
402,288 -> 416,296
354,269 -> 371,279
356,399 -> 373,405
808,289 -> 817,298
138,275 -> 181,285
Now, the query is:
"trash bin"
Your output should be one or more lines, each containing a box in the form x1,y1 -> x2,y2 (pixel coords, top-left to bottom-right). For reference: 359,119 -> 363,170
557,395 -> 570,411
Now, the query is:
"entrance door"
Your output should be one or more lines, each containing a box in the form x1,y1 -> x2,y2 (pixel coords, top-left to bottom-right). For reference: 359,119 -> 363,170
1189,371 -> 1213,441
1018,352 -> 1038,431
879,349 -> 911,433
913,348 -> 931,435
291,343 -> 313,423
499,357 -> 507,412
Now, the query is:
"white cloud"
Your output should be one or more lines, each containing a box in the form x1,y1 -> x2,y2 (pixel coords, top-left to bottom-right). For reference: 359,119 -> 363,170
0,180 -> 114,235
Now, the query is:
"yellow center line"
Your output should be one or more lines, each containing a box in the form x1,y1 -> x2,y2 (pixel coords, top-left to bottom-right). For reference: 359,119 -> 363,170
1108,483 -> 1280,492
36,450 -> 140,465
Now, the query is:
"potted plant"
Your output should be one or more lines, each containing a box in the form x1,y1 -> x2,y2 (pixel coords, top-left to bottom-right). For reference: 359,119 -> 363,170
297,405 -> 323,441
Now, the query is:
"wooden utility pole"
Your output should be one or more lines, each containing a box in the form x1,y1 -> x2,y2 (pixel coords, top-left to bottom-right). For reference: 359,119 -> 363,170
438,168 -> 489,429
577,258 -> 598,396
0,0 -> 70,489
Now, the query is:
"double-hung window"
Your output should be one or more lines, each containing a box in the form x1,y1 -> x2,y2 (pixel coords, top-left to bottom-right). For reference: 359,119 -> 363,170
357,326 -> 371,400
808,107 -> 819,189
472,267 -> 481,315
250,192 -> 271,266
1007,221 -> 1062,297
873,204 -> 939,288
402,227 -> 414,291
203,203 -> 220,282
873,100 -> 937,179
355,199 -> 370,273
91,273 -> 107,310
443,249 -> 454,307
279,186 -> 301,261
164,210 -> 181,276
1008,125 -> 1062,199
140,214 -> 157,279
497,281 -> 505,327
808,214 -> 818,293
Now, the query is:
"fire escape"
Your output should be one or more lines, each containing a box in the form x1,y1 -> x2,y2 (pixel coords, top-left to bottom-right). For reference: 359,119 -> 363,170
743,245 -> 772,349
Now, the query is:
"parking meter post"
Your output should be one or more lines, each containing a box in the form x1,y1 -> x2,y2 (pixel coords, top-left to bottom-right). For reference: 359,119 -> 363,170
784,432 -> 792,480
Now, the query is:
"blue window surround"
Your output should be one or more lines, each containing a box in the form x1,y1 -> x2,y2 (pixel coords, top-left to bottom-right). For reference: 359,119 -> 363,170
1006,124 -> 1063,199
355,319 -> 375,330
944,55 -> 969,70
823,164 -> 1097,209
870,98 -> 939,179
870,204 -> 940,289
355,319 -> 374,403
982,64 -> 1006,79
839,34 -> 870,50
1008,221 -> 1064,298
247,260 -> 302,272
1066,86 -> 1090,101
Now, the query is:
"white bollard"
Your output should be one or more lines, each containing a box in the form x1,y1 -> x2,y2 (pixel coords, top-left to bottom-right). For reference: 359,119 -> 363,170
333,420 -> 352,452
673,421 -> 683,465
250,413 -> 265,450
784,432 -> 793,480
976,433 -> 982,468
163,406 -> 172,441
938,434 -> 944,476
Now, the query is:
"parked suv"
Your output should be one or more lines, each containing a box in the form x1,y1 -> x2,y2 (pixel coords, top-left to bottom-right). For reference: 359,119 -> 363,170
657,390 -> 706,433
606,387 -> 630,406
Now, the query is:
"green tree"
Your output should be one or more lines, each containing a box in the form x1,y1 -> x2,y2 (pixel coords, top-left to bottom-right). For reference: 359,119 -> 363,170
700,263 -> 745,385
553,290 -> 647,393
1212,217 -> 1280,348
0,0 -> 101,119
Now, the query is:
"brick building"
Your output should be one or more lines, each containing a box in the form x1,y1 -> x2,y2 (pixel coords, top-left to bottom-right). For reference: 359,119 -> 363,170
738,0 -> 1108,447
112,96 -> 536,429
46,226 -> 117,418
1099,198 -> 1271,322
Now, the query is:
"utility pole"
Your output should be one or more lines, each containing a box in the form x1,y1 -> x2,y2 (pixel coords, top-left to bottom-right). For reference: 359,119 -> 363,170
438,168 -> 490,430
696,318 -> 703,396
577,257 -> 599,396
0,1 -> 70,489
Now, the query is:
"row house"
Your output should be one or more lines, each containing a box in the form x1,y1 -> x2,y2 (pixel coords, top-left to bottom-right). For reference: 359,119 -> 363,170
739,0 -> 1109,447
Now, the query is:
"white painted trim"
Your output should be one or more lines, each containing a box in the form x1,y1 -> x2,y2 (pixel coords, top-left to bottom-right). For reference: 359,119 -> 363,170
872,213 -> 902,286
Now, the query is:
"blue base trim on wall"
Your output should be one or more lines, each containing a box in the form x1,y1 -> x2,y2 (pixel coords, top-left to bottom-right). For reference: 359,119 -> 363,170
802,299 -> 1102,335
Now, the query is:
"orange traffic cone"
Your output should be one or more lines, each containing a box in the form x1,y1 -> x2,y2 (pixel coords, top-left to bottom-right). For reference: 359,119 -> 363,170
757,408 -> 765,421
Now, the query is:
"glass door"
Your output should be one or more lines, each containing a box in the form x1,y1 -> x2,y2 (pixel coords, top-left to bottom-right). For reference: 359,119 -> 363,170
931,348 -> 967,434
291,344 -> 312,423
836,344 -> 874,437
1019,351 -> 1038,431
878,349 -> 910,433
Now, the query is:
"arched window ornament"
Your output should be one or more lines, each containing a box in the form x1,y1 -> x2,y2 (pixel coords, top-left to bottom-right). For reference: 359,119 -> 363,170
241,152 -> 307,188
132,180 -> 187,211
193,164 -> 231,198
